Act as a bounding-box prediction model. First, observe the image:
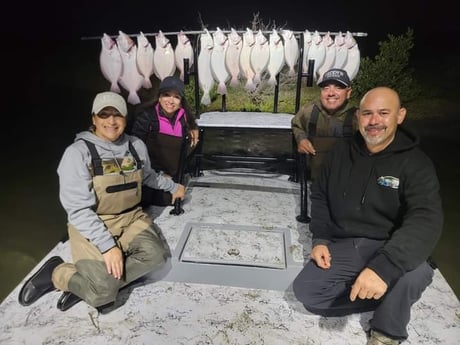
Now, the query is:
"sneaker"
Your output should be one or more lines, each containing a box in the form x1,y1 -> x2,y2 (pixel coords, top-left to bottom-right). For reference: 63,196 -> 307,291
367,330 -> 399,345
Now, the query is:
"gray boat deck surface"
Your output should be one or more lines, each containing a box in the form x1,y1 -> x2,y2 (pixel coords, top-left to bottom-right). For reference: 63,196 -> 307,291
1,171 -> 459,345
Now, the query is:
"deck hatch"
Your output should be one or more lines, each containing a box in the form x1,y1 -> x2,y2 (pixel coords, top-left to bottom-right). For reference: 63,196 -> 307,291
180,225 -> 286,269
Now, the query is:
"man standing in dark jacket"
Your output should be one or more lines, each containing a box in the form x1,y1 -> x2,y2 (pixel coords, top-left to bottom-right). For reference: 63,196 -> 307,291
293,87 -> 443,345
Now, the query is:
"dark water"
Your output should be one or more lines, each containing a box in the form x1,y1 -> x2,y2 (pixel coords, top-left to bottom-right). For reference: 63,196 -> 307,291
1,37 -> 459,303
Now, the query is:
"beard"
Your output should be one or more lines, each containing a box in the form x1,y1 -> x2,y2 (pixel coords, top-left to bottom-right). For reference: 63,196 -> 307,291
361,125 -> 387,146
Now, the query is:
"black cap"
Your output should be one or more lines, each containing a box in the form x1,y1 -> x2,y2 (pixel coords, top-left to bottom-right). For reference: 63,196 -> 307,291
318,69 -> 351,88
159,76 -> 185,97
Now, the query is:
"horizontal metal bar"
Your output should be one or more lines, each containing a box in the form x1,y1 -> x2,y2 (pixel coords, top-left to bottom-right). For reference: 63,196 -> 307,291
81,29 -> 368,41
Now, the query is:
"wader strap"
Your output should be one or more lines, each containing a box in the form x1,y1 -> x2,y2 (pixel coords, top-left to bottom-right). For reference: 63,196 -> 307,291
307,105 -> 320,140
128,141 -> 143,169
308,105 -> 357,139
83,140 -> 103,176
343,107 -> 357,137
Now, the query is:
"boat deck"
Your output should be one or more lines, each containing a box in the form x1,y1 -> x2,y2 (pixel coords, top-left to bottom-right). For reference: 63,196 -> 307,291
1,171 -> 459,344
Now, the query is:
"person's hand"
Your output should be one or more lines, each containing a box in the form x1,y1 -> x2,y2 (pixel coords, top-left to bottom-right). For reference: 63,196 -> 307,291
189,129 -> 199,147
297,138 -> 316,155
349,267 -> 388,301
171,184 -> 185,204
310,244 -> 331,269
102,246 -> 124,280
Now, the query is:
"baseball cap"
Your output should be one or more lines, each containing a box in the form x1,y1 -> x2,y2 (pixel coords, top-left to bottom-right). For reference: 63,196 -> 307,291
91,91 -> 127,116
318,69 -> 351,88
159,76 -> 185,98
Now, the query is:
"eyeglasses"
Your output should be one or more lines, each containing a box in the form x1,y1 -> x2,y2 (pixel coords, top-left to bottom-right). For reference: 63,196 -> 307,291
96,111 -> 124,119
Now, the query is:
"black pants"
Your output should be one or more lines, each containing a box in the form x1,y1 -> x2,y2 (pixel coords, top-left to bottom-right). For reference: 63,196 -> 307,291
292,238 -> 434,341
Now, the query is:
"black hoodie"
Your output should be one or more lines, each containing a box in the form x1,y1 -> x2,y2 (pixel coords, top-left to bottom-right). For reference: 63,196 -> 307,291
310,126 -> 443,286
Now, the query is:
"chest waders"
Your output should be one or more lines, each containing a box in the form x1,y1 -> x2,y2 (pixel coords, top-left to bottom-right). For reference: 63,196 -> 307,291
296,106 -> 355,223
52,139 -> 167,308
308,105 -> 355,181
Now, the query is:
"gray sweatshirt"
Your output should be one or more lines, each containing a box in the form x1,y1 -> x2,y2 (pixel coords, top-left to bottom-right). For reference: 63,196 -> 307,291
57,131 -> 178,253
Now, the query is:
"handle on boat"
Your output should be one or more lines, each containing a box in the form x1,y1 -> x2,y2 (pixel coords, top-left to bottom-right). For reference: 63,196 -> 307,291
296,153 -> 311,223
170,134 -> 190,216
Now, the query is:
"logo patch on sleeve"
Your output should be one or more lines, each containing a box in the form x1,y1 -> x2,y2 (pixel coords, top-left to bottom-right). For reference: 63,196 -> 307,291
377,176 -> 399,189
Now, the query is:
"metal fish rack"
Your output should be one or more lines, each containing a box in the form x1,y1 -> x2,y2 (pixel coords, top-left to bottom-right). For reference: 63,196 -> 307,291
84,29 -> 367,115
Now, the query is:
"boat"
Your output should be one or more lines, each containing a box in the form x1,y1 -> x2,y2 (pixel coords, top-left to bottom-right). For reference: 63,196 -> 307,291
1,30 -> 459,344
1,120 -> 459,344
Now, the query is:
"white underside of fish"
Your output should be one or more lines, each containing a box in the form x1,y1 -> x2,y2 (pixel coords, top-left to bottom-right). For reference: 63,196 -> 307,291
281,30 -> 299,77
153,31 -> 176,81
250,31 -> 270,85
153,49 -> 176,81
240,29 -> 256,91
225,29 -> 242,87
267,35 -> 285,86
211,29 -> 230,95
117,31 -> 143,105
99,34 -> 122,93
343,45 -> 360,80
175,32 -> 194,81
316,33 -> 336,82
302,34 -> 312,74
198,31 -> 215,105
333,46 -> 348,69
136,32 -> 154,89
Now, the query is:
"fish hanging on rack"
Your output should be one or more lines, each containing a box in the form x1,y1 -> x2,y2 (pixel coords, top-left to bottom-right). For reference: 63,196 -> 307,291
116,31 -> 143,105
240,28 -> 256,91
197,29 -> 215,105
301,30 -> 313,74
99,33 -> 123,93
250,30 -> 270,85
333,31 -> 347,69
153,30 -> 176,81
281,29 -> 299,77
316,32 -> 336,82
175,31 -> 194,81
306,30 -> 326,81
136,32 -> 154,89
342,31 -> 360,80
210,27 -> 230,95
267,29 -> 285,86
225,28 -> 242,87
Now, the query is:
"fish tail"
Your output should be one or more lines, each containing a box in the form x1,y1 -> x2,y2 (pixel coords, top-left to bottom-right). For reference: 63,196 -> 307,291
142,78 -> 152,89
110,82 -> 121,93
245,79 -> 256,91
217,82 -> 227,95
230,76 -> 239,87
128,91 -> 141,105
253,74 -> 261,84
201,93 -> 211,106
267,76 -> 276,86
288,68 -> 296,77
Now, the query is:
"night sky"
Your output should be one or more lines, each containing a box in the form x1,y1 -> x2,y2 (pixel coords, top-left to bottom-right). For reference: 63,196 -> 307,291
2,0 -> 457,131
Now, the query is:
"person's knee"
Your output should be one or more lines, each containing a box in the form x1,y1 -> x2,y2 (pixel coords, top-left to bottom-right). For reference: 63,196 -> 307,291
131,229 -> 167,266
68,273 -> 119,308
293,271 -> 319,307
